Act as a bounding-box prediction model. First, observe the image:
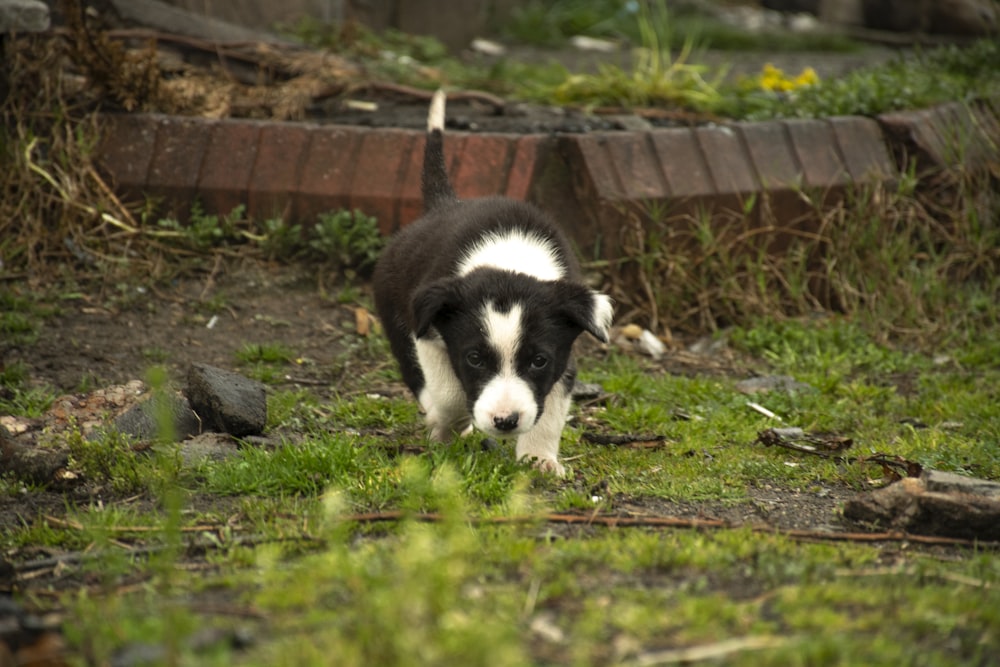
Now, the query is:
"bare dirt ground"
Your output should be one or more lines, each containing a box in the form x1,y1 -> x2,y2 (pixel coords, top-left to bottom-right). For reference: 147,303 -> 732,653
7,263 -> 353,397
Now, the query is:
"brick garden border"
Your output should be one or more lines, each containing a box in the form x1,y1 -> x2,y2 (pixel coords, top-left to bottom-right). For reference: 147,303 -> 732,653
96,98 -> 1000,259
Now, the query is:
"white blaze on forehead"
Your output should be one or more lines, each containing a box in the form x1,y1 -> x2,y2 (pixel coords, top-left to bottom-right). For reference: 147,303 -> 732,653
473,301 -> 538,436
457,229 -> 565,281
482,301 -> 522,371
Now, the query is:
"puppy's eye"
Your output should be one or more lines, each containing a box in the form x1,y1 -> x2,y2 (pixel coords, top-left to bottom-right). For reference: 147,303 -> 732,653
530,354 -> 549,370
466,351 -> 485,369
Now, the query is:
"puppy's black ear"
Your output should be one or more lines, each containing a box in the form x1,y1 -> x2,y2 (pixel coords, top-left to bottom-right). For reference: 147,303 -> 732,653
554,282 -> 614,343
412,279 -> 461,338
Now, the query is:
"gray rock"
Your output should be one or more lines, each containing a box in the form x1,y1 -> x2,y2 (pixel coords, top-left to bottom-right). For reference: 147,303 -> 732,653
571,381 -> 604,401
1,423 -> 68,484
0,0 -> 50,33
604,114 -> 653,132
106,393 -> 202,442
185,364 -> 267,437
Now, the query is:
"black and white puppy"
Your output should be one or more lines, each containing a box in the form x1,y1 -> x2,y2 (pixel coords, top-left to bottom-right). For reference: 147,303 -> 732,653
373,91 -> 613,476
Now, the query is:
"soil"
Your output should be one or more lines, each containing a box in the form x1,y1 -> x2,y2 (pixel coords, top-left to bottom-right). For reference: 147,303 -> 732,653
1,260 -> 873,538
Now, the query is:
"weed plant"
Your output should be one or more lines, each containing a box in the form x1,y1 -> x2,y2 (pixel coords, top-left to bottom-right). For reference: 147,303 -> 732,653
552,0 -> 723,109
613,162 -> 999,346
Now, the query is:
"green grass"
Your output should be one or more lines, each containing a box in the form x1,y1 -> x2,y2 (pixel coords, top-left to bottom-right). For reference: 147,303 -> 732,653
0,294 -> 60,417
34,465 -> 1000,667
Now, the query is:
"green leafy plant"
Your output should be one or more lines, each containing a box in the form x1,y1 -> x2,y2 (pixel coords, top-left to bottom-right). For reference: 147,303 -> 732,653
156,202 -> 246,251
257,216 -> 304,260
309,208 -> 384,276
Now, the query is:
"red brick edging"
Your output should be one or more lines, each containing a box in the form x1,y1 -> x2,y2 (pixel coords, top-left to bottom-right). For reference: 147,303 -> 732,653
96,98 -> 999,257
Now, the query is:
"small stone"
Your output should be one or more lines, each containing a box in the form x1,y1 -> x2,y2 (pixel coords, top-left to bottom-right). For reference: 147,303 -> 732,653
0,424 -> 68,485
605,114 -> 653,132
571,381 -> 604,401
185,364 -> 267,437
0,0 -> 50,33
106,393 -> 202,442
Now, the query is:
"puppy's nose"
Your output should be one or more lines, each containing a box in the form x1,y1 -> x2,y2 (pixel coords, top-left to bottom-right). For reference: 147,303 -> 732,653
493,413 -> 519,432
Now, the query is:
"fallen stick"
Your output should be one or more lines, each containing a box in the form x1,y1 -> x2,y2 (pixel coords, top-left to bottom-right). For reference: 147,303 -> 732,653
334,511 -> 1000,549
20,510 -> 997,579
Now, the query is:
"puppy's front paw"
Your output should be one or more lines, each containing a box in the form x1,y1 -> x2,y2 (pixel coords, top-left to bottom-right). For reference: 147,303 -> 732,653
529,457 -> 566,478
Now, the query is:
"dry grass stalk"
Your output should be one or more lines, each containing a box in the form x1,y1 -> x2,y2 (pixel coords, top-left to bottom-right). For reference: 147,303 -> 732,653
614,166 -> 1000,343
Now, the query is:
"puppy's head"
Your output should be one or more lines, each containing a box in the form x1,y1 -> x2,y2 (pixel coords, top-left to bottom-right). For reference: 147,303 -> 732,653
413,269 -> 612,438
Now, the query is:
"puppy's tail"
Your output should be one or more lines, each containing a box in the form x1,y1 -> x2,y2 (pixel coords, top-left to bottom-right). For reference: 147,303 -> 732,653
422,89 -> 456,212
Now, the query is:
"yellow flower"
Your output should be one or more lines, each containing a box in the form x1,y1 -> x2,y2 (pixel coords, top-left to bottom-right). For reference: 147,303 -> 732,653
757,63 -> 819,92
794,67 -> 819,87
759,63 -> 790,92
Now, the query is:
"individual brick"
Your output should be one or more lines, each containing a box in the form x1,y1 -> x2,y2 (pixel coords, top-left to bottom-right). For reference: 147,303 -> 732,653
696,125 -> 760,195
650,128 -> 713,199
566,134 -> 624,202
783,118 -> 852,188
604,132 -> 668,201
196,120 -> 263,217
95,113 -> 158,203
396,133 -> 428,228
451,133 -> 516,199
348,129 -> 420,235
247,123 -> 311,222
879,107 -> 958,174
147,116 -> 212,215
295,125 -> 366,225
505,135 -> 548,201
737,120 -> 803,190
828,116 -> 896,182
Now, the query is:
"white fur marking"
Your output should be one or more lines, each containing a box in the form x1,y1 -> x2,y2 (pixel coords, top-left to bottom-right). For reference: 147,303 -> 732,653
415,335 -> 469,440
516,380 -> 572,477
428,89 -> 446,132
590,292 -> 615,342
457,229 -> 565,281
482,301 -> 522,369
472,302 -> 539,436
